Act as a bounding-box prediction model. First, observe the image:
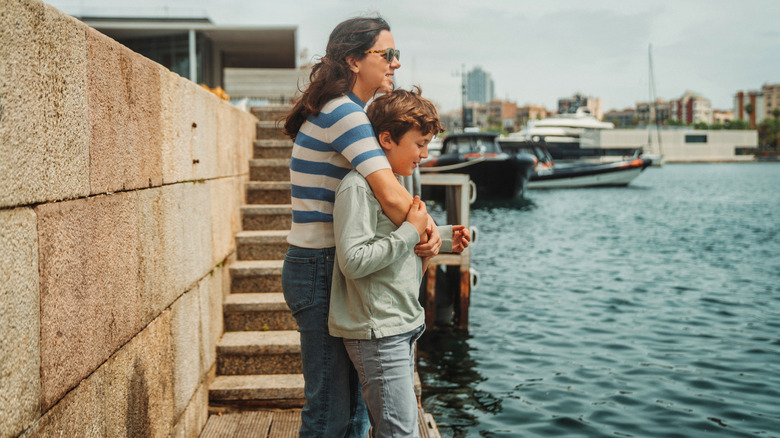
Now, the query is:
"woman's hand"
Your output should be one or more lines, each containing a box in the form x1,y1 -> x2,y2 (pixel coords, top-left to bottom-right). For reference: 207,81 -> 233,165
406,196 -> 429,239
414,215 -> 442,258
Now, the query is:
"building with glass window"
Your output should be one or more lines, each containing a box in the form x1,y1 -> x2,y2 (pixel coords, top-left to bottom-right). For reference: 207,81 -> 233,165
74,13 -> 305,103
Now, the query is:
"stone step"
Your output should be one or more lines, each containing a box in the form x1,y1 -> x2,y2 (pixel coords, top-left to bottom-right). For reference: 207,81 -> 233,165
209,374 -> 305,409
256,121 -> 288,141
236,230 -> 289,261
251,104 -> 292,122
224,293 -> 296,331
241,204 -> 292,231
250,158 -> 291,182
217,331 -> 301,375
254,139 -> 293,159
246,182 -> 291,205
230,260 -> 283,294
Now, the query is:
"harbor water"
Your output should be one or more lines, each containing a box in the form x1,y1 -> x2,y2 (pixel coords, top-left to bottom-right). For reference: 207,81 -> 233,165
419,163 -> 780,437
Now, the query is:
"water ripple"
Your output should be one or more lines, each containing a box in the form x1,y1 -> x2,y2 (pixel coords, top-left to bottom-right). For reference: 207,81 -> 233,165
420,164 -> 780,437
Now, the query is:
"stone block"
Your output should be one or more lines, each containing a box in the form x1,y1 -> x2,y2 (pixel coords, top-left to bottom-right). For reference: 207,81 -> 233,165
171,288 -> 202,417
0,207 -> 40,438
159,73 -> 195,185
216,101 -> 240,177
136,185 -> 186,323
103,311 -> 175,438
180,181 -> 214,288
191,84 -> 219,181
0,1 -> 89,208
86,28 -> 164,195
20,367 -> 106,438
36,192 -> 142,411
170,376 -> 209,438
209,177 -> 241,266
198,269 -> 224,376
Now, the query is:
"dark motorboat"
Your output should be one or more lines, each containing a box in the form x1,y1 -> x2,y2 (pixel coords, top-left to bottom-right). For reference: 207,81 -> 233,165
499,141 -> 653,189
420,132 -> 536,199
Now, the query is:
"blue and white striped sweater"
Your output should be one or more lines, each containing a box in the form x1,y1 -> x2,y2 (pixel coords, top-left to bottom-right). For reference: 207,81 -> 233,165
288,93 -> 391,248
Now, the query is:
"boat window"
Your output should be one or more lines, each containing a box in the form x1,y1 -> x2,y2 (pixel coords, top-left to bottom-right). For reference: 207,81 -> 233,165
476,138 -> 498,154
446,137 -> 475,154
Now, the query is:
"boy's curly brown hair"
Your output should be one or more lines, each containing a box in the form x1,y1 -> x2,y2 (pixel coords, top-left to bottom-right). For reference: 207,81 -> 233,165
366,86 -> 444,144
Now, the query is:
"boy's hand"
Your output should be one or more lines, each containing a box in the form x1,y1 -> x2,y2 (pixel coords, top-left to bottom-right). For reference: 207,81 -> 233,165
451,225 -> 471,253
406,196 -> 428,239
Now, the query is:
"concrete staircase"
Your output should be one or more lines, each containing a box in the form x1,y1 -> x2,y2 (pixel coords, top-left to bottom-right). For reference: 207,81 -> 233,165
209,105 -> 304,410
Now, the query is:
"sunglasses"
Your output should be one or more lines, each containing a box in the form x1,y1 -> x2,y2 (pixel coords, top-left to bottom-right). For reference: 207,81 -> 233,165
364,48 -> 400,63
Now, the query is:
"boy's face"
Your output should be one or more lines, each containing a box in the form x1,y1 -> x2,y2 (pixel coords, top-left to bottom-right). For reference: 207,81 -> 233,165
382,128 -> 432,176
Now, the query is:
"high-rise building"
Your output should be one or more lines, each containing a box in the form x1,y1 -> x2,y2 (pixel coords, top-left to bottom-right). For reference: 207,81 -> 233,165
733,90 -> 764,128
670,91 -> 712,125
466,66 -> 495,104
762,83 -> 780,118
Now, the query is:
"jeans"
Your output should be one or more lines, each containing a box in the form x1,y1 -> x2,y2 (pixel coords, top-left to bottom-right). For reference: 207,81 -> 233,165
282,245 -> 369,438
343,324 -> 425,438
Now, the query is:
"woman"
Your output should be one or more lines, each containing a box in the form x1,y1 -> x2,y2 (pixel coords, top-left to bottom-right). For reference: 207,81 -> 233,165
282,17 -> 442,437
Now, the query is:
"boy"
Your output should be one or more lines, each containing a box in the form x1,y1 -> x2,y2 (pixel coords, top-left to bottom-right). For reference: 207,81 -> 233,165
328,87 -> 469,436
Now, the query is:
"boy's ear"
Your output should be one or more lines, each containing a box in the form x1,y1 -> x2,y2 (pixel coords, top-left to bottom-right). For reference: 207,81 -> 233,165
377,131 -> 394,151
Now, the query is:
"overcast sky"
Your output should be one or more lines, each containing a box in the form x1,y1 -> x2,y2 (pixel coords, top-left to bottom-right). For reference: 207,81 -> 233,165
47,0 -> 780,113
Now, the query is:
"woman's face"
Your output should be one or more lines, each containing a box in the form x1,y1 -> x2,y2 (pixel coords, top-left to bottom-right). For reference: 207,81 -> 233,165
350,30 -> 401,100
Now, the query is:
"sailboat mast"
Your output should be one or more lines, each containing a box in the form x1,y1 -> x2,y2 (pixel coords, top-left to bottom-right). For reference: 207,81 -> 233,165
648,44 -> 663,156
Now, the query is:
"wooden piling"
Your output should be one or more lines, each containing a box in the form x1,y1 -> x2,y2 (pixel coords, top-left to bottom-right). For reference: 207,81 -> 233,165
419,173 -> 472,329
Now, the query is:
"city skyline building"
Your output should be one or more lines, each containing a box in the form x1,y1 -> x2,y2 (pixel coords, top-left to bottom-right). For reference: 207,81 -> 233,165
466,66 -> 495,104
762,83 -> 780,118
734,90 -> 764,128
669,91 -> 712,125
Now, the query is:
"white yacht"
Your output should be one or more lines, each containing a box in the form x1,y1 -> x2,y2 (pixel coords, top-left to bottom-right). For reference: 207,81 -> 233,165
509,107 -> 614,146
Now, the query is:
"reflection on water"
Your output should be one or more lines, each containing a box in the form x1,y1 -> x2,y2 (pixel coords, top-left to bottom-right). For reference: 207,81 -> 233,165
419,164 -> 780,437
417,327 -> 495,433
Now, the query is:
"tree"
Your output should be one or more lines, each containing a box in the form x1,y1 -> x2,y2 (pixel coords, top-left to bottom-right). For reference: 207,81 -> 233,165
773,108 -> 780,119
757,116 -> 780,148
693,121 -> 709,130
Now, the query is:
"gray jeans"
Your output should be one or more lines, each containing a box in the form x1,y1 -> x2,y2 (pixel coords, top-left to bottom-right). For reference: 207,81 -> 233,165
343,324 -> 425,437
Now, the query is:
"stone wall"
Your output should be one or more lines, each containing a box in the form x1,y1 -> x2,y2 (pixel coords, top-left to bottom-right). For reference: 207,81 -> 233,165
0,1 -> 257,436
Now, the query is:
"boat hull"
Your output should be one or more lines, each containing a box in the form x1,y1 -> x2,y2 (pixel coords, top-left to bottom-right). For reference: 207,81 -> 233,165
528,158 -> 652,189
422,157 -> 534,198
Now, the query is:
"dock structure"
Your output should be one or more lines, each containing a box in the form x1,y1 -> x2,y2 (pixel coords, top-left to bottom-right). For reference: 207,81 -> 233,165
420,173 -> 473,329
203,105 -> 440,437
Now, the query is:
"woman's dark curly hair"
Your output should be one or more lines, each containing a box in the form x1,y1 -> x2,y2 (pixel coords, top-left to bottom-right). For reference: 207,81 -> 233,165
283,17 -> 391,139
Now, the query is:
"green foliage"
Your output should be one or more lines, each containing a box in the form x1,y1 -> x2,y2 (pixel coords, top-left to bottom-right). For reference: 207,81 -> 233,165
757,116 -> 780,148
745,103 -> 755,115
693,121 -> 709,130
773,108 -> 780,119
725,119 -> 750,130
